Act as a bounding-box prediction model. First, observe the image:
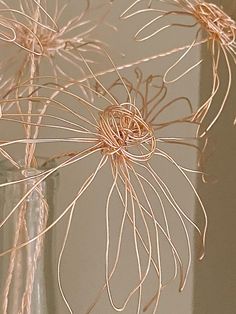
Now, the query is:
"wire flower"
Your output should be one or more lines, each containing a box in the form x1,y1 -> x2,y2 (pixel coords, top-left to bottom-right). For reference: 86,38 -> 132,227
0,52 -> 208,312
0,0 -> 114,167
0,0 -> 116,100
0,0 -> 112,81
121,0 -> 236,137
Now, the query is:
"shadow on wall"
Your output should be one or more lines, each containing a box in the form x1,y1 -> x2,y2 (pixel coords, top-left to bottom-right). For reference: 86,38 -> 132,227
194,1 -> 236,314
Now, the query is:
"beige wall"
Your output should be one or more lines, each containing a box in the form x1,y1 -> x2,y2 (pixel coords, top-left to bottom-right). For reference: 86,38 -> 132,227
193,1 -> 236,314
54,1 -> 200,313
3,0 -> 236,313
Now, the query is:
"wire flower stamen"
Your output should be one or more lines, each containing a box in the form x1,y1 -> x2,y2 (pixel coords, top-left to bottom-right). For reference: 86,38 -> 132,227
192,2 -> 236,47
99,103 -> 156,162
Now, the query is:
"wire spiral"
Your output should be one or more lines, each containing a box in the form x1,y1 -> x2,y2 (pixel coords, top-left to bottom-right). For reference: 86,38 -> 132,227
193,2 -> 236,46
99,103 -> 156,162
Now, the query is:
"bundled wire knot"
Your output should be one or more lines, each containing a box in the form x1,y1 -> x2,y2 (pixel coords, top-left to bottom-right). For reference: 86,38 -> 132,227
99,103 -> 156,162
193,2 -> 236,47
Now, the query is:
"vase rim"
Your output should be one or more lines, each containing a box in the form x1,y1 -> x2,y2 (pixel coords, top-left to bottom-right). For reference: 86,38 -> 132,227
0,157 -> 57,174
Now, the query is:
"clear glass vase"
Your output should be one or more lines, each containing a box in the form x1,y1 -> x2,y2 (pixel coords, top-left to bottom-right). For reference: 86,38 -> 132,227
0,158 -> 58,314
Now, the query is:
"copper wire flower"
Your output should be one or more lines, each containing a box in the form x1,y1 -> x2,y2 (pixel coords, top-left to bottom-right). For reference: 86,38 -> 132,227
0,53 -> 208,312
0,0 -> 114,167
0,0 -> 112,83
121,0 -> 236,137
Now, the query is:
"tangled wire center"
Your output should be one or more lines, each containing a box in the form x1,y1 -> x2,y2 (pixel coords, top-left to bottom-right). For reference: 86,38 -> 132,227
193,2 -> 236,46
15,24 -> 64,56
99,104 -> 156,162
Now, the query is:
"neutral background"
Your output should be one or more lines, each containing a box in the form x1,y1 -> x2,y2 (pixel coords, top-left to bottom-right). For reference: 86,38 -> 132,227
1,1 -> 236,314
54,1 -> 200,313
194,1 -> 236,314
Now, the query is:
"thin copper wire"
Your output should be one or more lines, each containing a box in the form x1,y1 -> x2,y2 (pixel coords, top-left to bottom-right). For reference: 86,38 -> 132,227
0,50 -> 208,313
0,0 -> 114,168
0,1 -> 112,305
0,0 -> 213,311
121,0 -> 236,136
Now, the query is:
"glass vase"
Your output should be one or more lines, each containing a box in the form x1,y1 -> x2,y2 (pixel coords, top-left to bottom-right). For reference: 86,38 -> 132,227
0,158 -> 59,314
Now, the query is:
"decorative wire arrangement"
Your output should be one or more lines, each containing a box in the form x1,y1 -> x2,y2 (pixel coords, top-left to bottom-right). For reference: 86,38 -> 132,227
0,0 -> 234,313
121,0 -> 236,137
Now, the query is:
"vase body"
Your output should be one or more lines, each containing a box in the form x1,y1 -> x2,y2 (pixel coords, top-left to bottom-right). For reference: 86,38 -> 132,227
0,159 -> 58,314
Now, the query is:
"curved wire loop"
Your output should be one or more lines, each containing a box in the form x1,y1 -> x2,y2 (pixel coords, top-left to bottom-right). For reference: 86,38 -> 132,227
120,0 -> 236,137
0,49 -> 208,312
